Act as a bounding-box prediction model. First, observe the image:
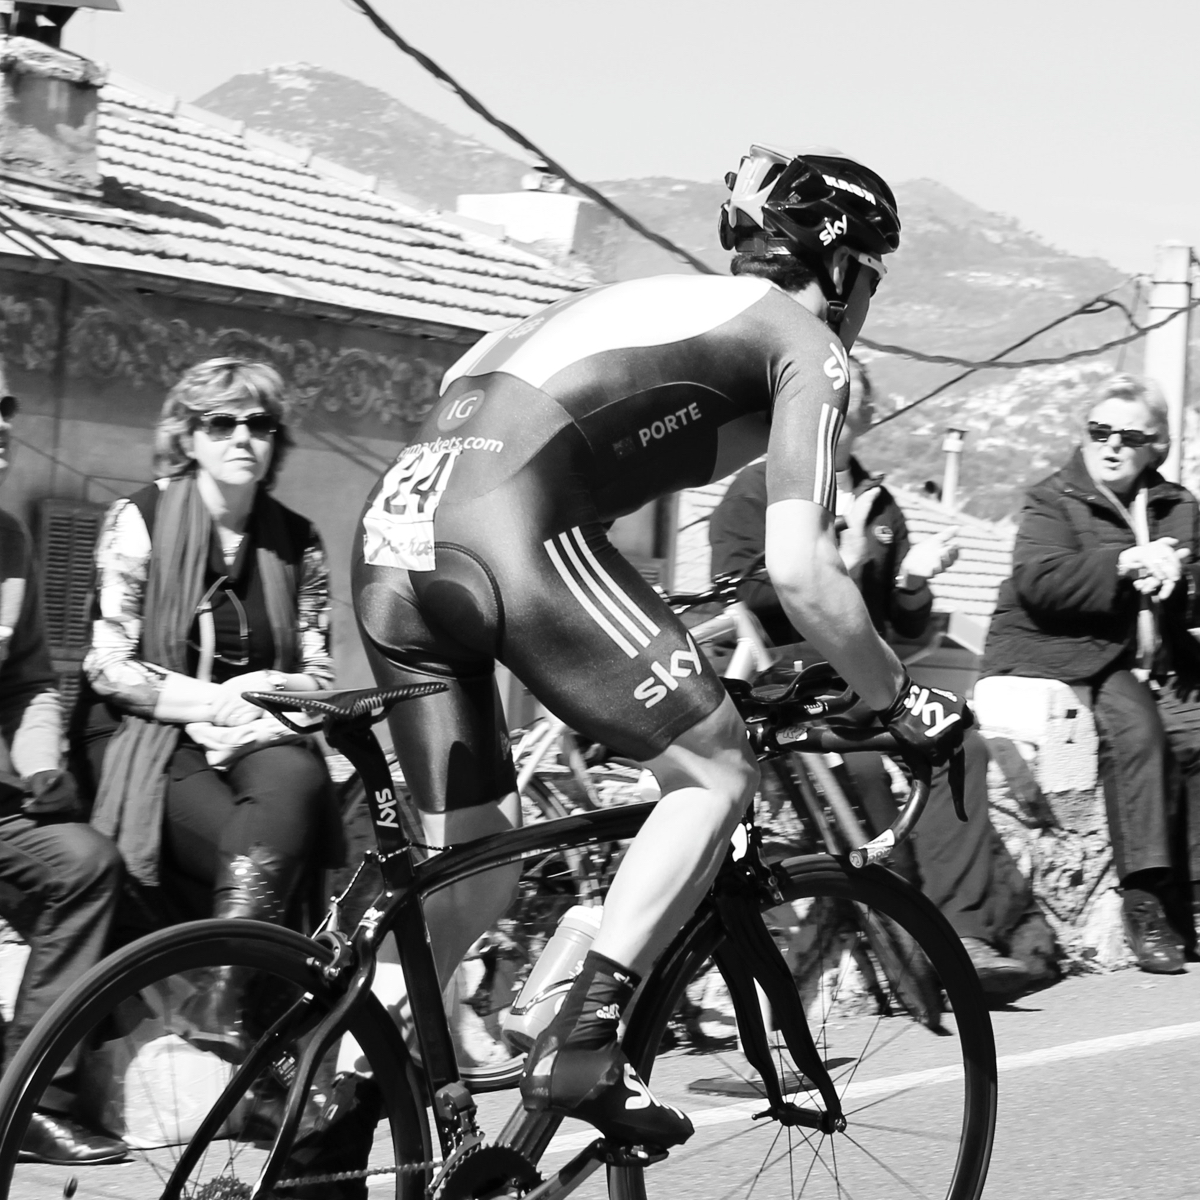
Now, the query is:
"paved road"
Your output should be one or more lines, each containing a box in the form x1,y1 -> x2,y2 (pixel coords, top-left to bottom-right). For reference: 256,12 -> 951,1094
12,965 -> 1200,1198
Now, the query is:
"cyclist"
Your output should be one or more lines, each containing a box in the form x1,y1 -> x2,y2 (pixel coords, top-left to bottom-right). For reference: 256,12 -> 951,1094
351,145 -> 971,1149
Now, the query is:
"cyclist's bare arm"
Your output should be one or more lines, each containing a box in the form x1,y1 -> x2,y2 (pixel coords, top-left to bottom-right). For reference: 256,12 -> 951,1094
765,497 -> 905,711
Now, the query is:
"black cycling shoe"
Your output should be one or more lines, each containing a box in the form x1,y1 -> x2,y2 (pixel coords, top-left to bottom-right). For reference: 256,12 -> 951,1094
520,1040 -> 693,1148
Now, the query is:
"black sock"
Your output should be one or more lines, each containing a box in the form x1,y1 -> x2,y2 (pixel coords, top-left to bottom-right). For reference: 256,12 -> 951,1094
1122,869 -> 1170,900
544,951 -> 640,1052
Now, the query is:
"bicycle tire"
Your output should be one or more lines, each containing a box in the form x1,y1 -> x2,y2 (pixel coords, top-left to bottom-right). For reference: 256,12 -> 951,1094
608,855 -> 996,1200
0,920 -> 431,1200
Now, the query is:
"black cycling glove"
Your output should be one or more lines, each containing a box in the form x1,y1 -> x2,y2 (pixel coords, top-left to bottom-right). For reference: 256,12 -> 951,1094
877,672 -> 973,768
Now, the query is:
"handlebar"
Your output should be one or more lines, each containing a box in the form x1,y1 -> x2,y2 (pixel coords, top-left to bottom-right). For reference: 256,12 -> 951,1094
728,664 -> 941,870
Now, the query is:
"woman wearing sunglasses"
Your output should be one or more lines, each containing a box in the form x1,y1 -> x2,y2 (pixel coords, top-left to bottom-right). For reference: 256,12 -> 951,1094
982,373 -> 1199,974
72,357 -> 341,1046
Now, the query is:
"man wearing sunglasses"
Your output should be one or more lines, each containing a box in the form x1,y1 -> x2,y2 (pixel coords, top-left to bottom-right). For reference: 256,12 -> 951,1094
351,145 -> 972,1153
0,391 -> 127,1164
983,374 -> 1200,973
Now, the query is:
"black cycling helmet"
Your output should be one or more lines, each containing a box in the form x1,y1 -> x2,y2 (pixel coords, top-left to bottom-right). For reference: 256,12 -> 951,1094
719,144 -> 900,277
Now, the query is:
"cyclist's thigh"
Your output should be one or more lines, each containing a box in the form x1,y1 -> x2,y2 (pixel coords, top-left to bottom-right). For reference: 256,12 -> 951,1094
476,502 -> 729,763
355,554 -> 515,815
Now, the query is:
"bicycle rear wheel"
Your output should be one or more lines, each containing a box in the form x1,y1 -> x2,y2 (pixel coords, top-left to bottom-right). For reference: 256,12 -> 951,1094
610,856 -> 996,1200
0,920 -> 430,1199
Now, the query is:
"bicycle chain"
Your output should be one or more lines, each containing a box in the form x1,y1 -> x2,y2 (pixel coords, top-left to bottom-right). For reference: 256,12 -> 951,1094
276,1158 -> 437,1188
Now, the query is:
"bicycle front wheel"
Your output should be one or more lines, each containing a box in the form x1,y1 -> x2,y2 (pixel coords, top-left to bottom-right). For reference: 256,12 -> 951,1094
0,920 -> 430,1199
611,856 -> 997,1200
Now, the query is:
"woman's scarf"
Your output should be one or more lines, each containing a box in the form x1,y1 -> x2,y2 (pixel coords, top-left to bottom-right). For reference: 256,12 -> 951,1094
91,474 -> 298,886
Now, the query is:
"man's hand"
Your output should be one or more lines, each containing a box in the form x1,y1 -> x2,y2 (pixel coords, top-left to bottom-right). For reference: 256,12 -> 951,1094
878,673 -> 972,767
837,486 -> 882,572
899,526 -> 960,585
23,769 -> 82,819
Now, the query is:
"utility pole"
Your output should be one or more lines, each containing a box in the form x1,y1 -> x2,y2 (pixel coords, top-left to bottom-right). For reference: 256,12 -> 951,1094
1144,242 -> 1193,483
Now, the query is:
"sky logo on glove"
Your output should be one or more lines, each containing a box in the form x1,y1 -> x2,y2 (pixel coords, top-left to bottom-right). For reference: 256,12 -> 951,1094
900,683 -> 963,738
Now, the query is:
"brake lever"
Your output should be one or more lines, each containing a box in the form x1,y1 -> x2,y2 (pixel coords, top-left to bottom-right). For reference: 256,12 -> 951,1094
948,743 -> 968,822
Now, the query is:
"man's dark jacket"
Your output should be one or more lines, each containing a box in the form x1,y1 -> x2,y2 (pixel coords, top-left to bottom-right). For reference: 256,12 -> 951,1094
708,457 -> 932,646
982,448 -> 1200,686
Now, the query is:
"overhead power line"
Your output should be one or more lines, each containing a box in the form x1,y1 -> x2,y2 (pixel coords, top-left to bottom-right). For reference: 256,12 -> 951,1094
343,0 -> 718,277
867,274 -> 1198,430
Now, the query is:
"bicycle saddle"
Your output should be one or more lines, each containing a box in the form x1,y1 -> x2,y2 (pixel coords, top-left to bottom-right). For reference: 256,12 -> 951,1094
243,682 -> 447,729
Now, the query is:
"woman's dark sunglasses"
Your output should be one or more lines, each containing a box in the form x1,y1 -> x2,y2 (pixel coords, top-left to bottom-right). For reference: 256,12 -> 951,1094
0,395 -> 18,421
197,411 -> 278,440
1086,421 -> 1153,449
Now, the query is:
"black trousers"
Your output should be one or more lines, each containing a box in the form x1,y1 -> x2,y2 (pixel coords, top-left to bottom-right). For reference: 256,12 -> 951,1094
1089,668 -> 1200,885
83,737 -> 342,930
842,729 -> 1030,946
0,814 -> 122,1112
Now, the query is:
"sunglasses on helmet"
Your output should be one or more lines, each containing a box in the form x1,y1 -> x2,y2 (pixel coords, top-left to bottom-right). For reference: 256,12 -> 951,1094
1086,422 -> 1155,449
196,411 -> 278,440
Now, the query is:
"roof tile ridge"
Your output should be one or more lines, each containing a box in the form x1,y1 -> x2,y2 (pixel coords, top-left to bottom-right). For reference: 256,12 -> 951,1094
891,488 -> 1013,535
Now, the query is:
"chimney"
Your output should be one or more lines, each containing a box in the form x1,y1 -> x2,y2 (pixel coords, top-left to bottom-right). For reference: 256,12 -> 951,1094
941,428 -> 966,513
0,2 -> 119,198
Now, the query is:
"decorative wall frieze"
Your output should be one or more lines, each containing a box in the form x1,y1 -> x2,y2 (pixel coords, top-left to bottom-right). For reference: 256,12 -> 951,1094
0,296 -> 458,431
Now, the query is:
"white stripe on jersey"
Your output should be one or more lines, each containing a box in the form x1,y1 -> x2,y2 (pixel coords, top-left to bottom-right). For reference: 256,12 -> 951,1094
544,536 -> 639,658
565,528 -> 661,638
813,403 -> 844,508
465,276 -> 773,390
555,532 -> 653,650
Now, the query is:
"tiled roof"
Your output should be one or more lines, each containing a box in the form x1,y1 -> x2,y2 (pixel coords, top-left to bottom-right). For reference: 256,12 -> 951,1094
672,478 -> 1015,620
0,74 -> 587,334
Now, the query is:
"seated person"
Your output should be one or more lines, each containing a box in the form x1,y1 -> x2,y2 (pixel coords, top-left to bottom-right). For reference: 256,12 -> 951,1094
71,359 -> 344,1038
0,390 -> 126,1165
710,356 -> 1034,998
982,373 -> 1199,974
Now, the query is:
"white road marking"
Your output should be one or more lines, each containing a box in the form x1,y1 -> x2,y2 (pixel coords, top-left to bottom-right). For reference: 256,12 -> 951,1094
540,1020 -> 1200,1156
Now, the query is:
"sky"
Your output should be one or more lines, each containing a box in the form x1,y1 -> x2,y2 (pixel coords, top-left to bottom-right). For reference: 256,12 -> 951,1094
63,0 -> 1200,275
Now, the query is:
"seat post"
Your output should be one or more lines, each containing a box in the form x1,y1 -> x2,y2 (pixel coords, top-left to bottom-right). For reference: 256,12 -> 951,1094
324,719 -> 413,866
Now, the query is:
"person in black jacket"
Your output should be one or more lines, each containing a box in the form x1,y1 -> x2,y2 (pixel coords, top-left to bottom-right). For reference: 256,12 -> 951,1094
982,373 -> 1200,973
711,358 -> 1035,998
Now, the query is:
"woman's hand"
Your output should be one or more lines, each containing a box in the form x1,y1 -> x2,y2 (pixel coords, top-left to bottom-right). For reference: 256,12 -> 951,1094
209,688 -> 264,728
1118,538 -> 1191,600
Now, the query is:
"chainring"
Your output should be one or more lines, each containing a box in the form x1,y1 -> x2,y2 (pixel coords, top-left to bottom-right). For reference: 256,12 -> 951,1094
434,1141 -> 541,1200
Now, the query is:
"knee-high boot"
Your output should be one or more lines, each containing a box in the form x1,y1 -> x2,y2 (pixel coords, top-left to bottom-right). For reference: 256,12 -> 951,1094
180,845 -> 304,1059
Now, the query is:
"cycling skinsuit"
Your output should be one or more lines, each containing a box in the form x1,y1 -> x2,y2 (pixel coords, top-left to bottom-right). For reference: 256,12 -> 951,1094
352,274 -> 851,812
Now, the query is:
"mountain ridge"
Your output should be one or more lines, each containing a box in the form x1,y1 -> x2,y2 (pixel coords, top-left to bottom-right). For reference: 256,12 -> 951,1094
195,65 -> 1196,518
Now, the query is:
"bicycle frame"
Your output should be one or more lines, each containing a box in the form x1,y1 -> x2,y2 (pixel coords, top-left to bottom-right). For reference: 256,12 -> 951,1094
229,687 -> 929,1198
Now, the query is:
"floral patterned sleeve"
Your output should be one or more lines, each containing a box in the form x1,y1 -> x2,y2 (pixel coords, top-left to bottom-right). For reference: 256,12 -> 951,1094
297,524 -> 334,687
82,498 -> 172,718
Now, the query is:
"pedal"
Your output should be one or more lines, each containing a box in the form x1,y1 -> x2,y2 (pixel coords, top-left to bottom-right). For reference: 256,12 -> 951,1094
596,1140 -> 669,1168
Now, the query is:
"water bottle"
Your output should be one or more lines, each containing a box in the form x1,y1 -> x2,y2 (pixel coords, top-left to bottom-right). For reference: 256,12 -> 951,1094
502,904 -> 603,1051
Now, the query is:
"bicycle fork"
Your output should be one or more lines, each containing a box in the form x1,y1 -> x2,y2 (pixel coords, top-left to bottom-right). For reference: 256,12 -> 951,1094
710,831 -> 846,1134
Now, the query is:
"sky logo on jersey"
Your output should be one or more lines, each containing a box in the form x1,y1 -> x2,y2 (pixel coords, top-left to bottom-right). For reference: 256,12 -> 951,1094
633,635 -> 703,709
823,341 -> 849,390
437,390 -> 484,432
818,215 -> 849,247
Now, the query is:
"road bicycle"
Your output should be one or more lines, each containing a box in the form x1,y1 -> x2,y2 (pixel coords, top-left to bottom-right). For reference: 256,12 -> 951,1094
675,575 -> 955,1028
0,670 -> 997,1199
